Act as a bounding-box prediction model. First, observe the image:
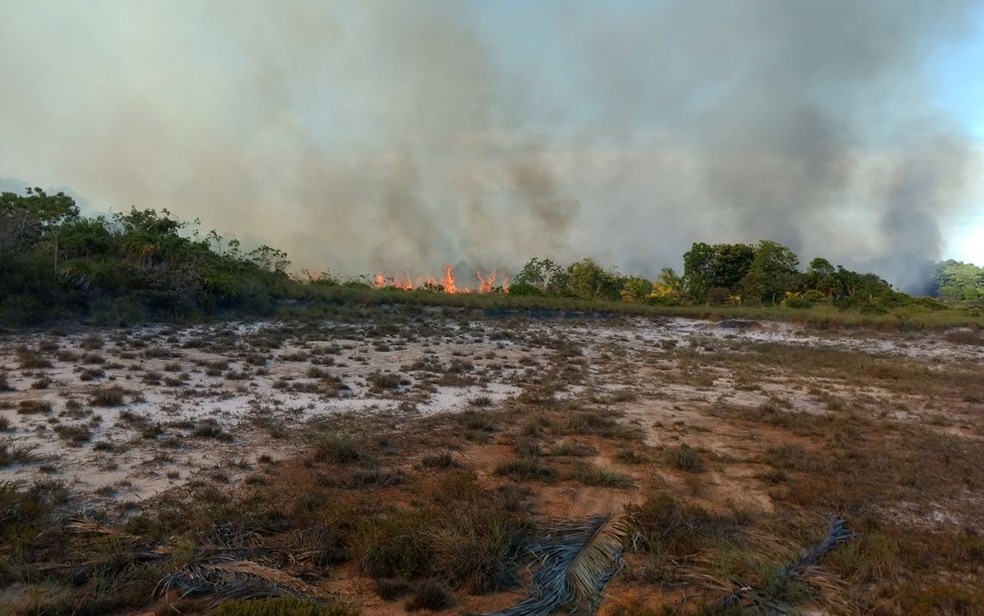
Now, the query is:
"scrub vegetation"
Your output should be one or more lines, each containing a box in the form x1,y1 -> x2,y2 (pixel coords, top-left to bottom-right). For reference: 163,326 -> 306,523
3,188 -> 983,328
1,310 -> 982,614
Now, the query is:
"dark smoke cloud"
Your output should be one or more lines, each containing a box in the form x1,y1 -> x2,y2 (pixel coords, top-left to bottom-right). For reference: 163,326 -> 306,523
0,0 -> 980,289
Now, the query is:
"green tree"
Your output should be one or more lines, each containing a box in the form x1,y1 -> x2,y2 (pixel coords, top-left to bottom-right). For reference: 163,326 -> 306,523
0,188 -> 80,270
513,257 -> 569,294
933,260 -> 984,301
247,245 -> 291,274
683,242 -> 755,303
739,241 -> 800,304
567,259 -> 621,301
620,276 -> 653,303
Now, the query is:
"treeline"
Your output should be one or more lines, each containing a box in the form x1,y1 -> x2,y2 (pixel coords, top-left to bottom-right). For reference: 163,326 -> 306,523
511,241 -> 952,314
0,188 -> 302,324
2,187 -> 982,325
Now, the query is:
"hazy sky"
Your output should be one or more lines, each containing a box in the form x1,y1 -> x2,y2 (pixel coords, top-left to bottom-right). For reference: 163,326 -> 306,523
1,1 -> 983,287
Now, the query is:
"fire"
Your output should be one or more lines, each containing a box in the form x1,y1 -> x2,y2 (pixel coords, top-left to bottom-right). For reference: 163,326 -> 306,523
442,264 -> 458,294
374,264 -> 509,294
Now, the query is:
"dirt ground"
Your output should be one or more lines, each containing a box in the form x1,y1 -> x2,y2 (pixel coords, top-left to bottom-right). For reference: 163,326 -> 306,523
2,311 -> 983,615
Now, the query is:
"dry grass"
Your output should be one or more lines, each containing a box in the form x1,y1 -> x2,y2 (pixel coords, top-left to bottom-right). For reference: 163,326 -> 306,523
1,313 -> 983,614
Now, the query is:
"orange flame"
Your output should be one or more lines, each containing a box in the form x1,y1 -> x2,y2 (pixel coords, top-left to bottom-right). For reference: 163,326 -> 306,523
374,264 -> 509,294
442,264 -> 458,294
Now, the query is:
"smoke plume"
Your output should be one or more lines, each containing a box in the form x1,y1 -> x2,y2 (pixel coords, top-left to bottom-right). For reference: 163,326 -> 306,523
0,0 -> 980,289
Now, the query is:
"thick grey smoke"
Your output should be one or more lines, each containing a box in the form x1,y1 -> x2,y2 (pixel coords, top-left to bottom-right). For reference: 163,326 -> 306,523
0,0 -> 980,289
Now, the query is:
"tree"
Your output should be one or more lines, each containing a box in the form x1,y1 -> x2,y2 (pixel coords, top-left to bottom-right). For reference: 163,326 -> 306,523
650,267 -> 684,299
682,242 -> 715,303
683,242 -> 755,303
739,241 -> 800,304
0,188 -> 79,267
933,260 -> 984,301
710,243 -> 755,291
567,259 -> 621,301
513,257 -> 569,294
620,276 -> 653,303
247,245 -> 291,274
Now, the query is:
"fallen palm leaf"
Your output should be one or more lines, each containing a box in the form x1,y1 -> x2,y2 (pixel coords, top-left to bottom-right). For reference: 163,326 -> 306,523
713,515 -> 854,613
485,512 -> 630,616
157,557 -> 326,605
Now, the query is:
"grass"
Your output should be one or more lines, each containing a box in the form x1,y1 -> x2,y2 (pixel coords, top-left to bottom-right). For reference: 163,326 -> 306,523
209,598 -> 360,616
569,462 -> 636,488
0,439 -> 39,467
404,579 -> 454,612
367,371 -> 403,391
494,458 -> 559,481
53,423 -> 92,445
666,444 -> 705,473
282,285 -> 984,331
311,433 -> 361,464
1,310 -> 982,613
421,451 -> 459,469
17,400 -> 52,415
88,385 -> 130,407
189,419 -> 234,441
547,440 -> 598,457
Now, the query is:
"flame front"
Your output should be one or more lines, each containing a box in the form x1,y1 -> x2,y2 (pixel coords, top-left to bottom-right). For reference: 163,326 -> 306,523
374,264 -> 508,294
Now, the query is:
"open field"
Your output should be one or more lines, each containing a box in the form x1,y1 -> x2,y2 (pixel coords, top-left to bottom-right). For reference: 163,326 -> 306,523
2,309 -> 984,615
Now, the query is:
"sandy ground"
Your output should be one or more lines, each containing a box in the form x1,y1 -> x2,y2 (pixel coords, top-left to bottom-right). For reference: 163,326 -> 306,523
3,313 -> 984,615
2,315 -> 980,511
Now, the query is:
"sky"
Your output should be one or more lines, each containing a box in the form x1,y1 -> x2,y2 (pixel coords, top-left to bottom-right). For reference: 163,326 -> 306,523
1,0 -> 983,289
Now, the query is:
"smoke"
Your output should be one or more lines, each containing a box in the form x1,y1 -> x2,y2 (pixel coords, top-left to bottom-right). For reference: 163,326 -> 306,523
0,0 -> 980,289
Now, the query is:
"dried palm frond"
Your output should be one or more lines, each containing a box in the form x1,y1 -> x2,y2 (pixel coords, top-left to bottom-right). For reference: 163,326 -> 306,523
712,515 -> 854,613
156,557 -> 325,605
485,513 -> 630,616
66,518 -> 136,538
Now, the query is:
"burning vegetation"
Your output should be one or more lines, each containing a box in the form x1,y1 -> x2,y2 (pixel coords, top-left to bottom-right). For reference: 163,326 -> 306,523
374,264 -> 509,294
